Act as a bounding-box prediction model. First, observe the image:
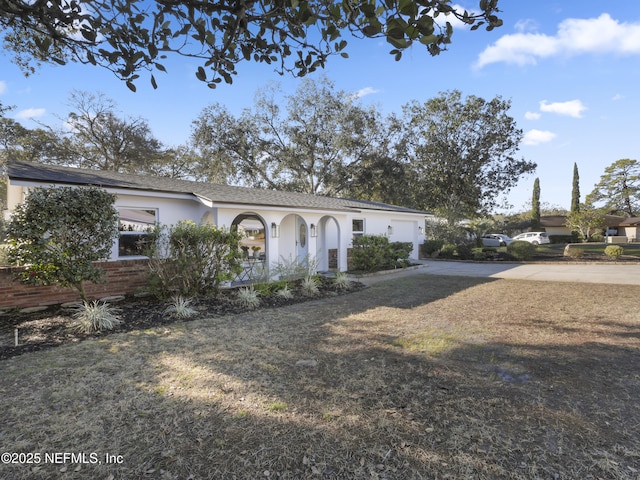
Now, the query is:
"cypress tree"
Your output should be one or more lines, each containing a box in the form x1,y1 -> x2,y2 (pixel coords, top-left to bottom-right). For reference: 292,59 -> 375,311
531,177 -> 541,230
571,163 -> 580,212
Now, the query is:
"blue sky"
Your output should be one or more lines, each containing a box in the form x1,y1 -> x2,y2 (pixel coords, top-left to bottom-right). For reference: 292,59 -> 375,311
2,0 -> 640,213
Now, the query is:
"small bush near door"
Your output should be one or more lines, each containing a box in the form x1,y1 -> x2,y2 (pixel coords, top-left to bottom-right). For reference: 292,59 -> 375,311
145,221 -> 244,298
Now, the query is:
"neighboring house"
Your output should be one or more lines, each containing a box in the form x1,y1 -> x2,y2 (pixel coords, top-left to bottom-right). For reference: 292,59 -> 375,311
5,161 -> 431,273
540,214 -> 629,241
540,215 -> 572,237
613,217 -> 640,242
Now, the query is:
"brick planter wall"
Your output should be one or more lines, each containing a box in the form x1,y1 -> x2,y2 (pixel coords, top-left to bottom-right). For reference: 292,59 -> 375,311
0,260 -> 150,310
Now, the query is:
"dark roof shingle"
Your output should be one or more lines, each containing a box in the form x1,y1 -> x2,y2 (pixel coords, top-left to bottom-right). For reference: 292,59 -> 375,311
7,160 -> 428,215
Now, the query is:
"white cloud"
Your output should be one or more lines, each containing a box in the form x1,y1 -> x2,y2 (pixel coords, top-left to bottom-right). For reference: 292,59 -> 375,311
539,99 -> 587,118
0,81 -> 6,95
612,93 -> 624,101
352,87 -> 380,99
524,111 -> 541,120
523,129 -> 556,146
15,108 -> 46,119
475,13 -> 640,69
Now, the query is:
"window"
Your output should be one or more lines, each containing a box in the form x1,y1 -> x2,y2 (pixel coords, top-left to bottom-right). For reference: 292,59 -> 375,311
352,218 -> 365,238
118,208 -> 156,257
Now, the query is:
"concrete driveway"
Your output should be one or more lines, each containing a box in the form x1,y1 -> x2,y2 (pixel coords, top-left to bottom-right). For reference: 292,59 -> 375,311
355,260 -> 640,286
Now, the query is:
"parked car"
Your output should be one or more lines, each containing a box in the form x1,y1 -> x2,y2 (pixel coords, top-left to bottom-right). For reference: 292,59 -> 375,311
481,233 -> 513,247
512,232 -> 550,245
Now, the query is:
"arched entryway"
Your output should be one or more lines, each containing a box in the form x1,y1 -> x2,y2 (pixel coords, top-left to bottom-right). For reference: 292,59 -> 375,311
231,213 -> 268,283
315,215 -> 340,272
232,213 -> 267,261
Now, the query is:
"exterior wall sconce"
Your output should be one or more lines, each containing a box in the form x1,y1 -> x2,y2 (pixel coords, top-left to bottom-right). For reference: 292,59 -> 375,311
271,222 -> 279,238
418,226 -> 424,235
387,225 -> 393,235
310,223 -> 317,237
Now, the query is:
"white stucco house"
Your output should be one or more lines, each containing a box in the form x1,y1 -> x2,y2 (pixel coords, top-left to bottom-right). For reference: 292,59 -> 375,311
5,161 -> 431,273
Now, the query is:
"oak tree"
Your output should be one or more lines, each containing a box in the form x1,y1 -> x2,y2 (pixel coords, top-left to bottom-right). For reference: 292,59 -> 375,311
395,90 -> 536,223
190,77 -> 386,195
1,0 -> 503,90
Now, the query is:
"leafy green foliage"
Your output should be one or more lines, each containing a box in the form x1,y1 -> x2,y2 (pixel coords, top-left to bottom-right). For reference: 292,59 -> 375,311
439,243 -> 457,259
145,221 -> 243,298
351,235 -> 412,272
454,243 -> 474,260
397,90 -> 536,221
1,1 -> 502,90
190,78 -> 387,195
604,245 -> 624,261
71,301 -> 121,333
506,240 -> 536,261
421,239 -> 445,257
565,205 -> 607,242
6,186 -> 119,301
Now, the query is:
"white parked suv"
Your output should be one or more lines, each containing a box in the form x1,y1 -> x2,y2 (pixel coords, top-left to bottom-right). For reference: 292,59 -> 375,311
512,232 -> 550,245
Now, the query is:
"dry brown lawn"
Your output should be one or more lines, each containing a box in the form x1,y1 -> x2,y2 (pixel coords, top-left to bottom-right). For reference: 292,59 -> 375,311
1,274 -> 639,479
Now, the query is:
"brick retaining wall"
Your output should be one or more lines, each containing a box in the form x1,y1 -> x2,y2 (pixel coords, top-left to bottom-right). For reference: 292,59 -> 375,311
0,260 -> 150,310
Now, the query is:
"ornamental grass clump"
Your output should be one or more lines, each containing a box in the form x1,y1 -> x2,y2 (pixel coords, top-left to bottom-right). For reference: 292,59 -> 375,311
164,296 -> 198,319
301,276 -> 320,296
275,284 -> 294,299
236,285 -> 260,309
332,271 -> 351,291
71,301 -> 121,333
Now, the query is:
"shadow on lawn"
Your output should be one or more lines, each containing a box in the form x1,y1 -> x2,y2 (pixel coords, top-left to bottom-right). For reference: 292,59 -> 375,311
2,274 -> 640,479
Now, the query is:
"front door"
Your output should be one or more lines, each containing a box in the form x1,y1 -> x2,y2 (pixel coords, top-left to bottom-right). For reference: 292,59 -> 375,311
296,216 -> 308,264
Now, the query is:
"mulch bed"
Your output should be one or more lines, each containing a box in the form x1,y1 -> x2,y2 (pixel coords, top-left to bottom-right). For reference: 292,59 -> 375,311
0,278 -> 365,360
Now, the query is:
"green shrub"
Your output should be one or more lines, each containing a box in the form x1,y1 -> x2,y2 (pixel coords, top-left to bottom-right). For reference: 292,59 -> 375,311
145,221 -> 243,299
439,244 -> 457,259
455,243 -> 474,260
351,235 -> 411,272
6,186 -> 119,302
604,245 -> 624,261
472,248 -> 487,261
390,242 -> 413,266
507,240 -> 537,261
0,244 -> 9,266
421,240 -> 444,256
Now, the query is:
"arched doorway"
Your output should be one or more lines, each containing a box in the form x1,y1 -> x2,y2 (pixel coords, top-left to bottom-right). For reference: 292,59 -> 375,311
316,216 -> 340,271
231,213 -> 267,260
